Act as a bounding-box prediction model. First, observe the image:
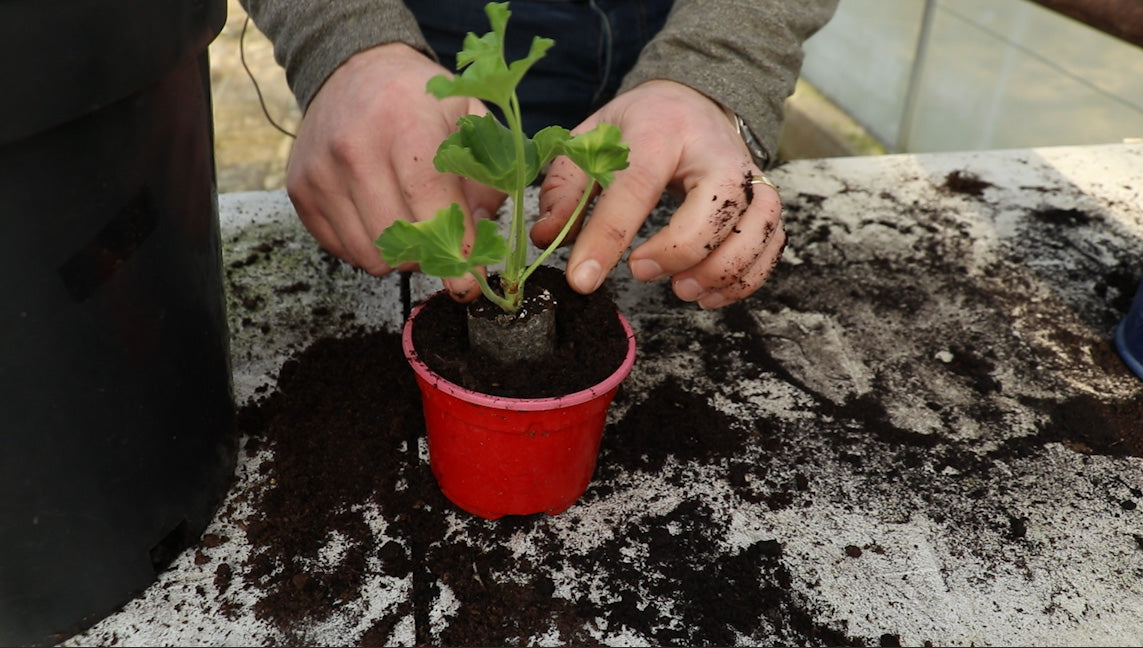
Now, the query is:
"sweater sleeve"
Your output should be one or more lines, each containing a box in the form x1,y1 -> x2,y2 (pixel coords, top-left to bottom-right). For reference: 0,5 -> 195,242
619,0 -> 839,168
239,0 -> 436,112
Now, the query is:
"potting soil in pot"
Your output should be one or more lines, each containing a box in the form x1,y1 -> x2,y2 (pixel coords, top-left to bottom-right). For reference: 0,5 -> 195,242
410,264 -> 629,398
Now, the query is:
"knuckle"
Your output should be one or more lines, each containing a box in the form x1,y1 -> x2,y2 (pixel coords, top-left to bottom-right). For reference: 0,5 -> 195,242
677,239 -> 713,267
357,254 -> 391,276
326,131 -> 361,168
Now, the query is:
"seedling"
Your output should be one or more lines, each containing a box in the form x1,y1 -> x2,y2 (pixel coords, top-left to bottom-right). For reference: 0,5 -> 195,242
374,1 -> 629,315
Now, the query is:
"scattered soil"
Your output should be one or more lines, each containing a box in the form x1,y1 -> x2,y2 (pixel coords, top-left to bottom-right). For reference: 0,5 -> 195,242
942,169 -> 993,197
199,190 -> 1142,646
229,313 -> 858,646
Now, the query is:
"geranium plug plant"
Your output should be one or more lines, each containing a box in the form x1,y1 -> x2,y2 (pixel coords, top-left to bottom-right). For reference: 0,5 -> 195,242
374,1 -> 630,315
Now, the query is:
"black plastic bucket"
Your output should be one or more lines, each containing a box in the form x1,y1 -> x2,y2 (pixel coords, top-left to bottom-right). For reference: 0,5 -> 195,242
0,1 -> 236,644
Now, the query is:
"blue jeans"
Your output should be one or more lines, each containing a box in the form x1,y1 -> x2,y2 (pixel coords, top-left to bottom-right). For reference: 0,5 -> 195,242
406,0 -> 674,135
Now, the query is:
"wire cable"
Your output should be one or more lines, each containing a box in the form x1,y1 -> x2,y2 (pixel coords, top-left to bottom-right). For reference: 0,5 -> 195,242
240,15 -> 297,139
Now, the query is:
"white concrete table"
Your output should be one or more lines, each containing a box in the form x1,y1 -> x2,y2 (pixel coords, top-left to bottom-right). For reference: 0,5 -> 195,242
69,143 -> 1143,646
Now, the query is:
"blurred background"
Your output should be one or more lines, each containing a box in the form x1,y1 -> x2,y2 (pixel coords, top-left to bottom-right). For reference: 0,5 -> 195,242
797,0 -> 1143,154
209,0 -> 1143,193
209,0 -> 299,194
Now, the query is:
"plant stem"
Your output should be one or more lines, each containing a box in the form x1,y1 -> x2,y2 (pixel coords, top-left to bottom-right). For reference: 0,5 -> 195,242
521,181 -> 596,285
471,271 -> 516,312
504,91 -> 529,300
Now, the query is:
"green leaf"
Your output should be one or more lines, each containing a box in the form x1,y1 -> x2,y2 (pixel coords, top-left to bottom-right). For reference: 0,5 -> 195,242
374,203 -> 508,278
433,114 -> 529,192
560,122 -> 630,187
532,125 -> 572,169
468,215 -> 511,267
412,2 -> 630,316
455,1 -> 510,73
434,116 -> 572,191
424,2 -> 553,112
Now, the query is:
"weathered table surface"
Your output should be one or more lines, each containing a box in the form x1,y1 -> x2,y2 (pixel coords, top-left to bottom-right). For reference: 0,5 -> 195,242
69,143 -> 1143,647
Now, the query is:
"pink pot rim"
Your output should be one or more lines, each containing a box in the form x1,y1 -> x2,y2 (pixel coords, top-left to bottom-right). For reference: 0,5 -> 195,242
402,300 -> 637,411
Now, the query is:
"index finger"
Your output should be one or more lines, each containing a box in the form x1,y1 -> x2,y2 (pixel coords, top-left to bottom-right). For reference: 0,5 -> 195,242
629,163 -> 758,281
557,130 -> 679,294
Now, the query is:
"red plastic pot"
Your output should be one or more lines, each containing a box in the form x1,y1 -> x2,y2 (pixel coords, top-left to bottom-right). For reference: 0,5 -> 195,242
401,301 -> 637,519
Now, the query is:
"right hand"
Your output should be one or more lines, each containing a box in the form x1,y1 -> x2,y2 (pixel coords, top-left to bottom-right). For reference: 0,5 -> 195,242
285,42 -> 506,301
533,80 -> 786,310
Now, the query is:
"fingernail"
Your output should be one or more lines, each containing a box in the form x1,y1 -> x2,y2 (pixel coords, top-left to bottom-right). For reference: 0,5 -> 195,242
473,207 -> 490,220
698,293 -> 727,310
630,258 -> 664,281
674,278 -> 704,302
444,278 -> 474,302
570,259 -> 603,293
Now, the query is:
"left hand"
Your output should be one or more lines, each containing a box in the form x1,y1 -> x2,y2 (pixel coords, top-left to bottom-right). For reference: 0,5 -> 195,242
532,79 -> 785,309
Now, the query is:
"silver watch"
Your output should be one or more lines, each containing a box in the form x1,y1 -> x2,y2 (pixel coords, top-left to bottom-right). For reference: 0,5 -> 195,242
731,112 -> 770,169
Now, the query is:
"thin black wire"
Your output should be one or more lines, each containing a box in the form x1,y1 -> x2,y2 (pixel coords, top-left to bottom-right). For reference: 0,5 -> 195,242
239,15 -> 297,139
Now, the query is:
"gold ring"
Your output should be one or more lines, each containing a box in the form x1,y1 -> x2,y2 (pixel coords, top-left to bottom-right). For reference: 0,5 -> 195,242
750,174 -> 778,191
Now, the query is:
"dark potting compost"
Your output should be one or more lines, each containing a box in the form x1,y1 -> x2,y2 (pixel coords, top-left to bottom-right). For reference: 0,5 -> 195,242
411,264 -> 629,398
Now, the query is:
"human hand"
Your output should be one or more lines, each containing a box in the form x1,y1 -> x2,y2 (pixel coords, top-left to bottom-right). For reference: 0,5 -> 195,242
532,80 -> 785,309
285,42 -> 505,300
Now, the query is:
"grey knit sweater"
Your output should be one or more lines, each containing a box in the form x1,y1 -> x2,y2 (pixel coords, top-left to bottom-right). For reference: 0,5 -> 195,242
240,0 -> 838,166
